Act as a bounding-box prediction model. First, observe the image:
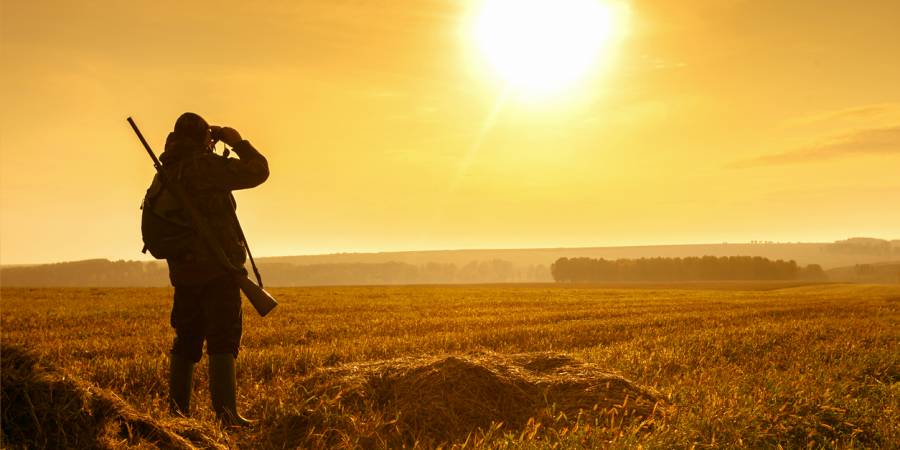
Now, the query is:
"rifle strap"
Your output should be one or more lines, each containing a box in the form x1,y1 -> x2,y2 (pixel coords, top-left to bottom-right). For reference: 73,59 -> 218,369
228,206 -> 264,288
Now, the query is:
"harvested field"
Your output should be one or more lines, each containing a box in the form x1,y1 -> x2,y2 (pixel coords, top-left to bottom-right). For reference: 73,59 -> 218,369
1,283 -> 899,448
272,351 -> 665,447
0,344 -> 226,449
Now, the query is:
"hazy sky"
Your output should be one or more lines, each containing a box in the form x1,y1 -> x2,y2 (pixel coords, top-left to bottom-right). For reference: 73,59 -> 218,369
2,0 -> 899,264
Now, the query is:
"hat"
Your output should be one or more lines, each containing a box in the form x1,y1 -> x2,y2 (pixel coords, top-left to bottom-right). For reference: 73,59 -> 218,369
173,112 -> 209,142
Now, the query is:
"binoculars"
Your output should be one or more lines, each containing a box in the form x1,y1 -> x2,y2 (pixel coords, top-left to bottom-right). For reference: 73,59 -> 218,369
209,125 -> 224,143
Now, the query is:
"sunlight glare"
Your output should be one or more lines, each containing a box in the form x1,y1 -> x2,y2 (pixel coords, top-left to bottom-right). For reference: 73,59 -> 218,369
471,0 -> 622,97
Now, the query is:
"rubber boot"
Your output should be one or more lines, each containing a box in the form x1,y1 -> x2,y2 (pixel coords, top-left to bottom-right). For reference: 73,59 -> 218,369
168,353 -> 195,417
208,353 -> 253,427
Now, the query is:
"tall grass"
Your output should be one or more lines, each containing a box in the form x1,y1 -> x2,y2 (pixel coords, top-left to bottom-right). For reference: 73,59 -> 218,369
2,284 -> 898,448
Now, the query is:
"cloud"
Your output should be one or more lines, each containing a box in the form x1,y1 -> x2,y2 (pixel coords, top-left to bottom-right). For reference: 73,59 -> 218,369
730,125 -> 900,168
784,103 -> 900,127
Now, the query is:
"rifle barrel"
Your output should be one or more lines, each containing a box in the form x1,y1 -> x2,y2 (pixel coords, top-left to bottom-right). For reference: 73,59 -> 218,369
127,117 -> 163,169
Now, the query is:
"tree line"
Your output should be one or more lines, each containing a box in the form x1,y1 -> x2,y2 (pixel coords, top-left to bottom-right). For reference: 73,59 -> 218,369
824,238 -> 900,257
550,256 -> 827,282
258,260 -> 551,285
0,259 -> 552,287
0,259 -> 171,287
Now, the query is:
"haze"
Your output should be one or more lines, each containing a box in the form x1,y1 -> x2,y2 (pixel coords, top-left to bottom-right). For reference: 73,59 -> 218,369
2,0 -> 899,265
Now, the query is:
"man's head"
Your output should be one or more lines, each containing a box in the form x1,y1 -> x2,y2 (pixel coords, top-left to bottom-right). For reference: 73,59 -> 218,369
173,112 -> 211,144
161,112 -> 215,163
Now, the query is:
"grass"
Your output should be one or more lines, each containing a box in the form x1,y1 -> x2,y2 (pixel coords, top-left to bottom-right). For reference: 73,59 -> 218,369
1,283 -> 898,448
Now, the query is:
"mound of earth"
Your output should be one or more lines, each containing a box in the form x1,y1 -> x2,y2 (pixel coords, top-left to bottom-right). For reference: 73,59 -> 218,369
0,344 -> 225,450
282,351 -> 666,446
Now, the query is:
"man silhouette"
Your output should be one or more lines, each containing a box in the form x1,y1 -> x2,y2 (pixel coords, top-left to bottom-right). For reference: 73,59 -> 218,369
160,112 -> 268,426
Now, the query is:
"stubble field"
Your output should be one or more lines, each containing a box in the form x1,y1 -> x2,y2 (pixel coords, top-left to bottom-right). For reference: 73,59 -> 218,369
1,283 -> 898,449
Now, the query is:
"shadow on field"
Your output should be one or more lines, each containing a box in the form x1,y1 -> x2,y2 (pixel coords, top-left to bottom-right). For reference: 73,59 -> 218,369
261,351 -> 667,448
0,344 -> 225,449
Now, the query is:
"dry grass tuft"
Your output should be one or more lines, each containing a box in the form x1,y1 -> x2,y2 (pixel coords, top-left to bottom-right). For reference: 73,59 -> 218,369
270,351 -> 665,447
0,344 -> 226,450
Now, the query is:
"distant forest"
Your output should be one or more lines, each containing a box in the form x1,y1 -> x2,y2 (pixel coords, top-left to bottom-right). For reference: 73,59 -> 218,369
258,260 -> 550,286
824,237 -> 900,257
3,238 -> 899,287
0,260 -> 171,287
0,259 -> 552,287
550,256 -> 827,282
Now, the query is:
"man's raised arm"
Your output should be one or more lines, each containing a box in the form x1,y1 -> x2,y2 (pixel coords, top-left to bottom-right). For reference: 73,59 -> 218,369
207,127 -> 270,191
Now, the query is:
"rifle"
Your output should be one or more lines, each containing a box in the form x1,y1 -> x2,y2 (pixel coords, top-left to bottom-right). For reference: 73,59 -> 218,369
127,117 -> 278,317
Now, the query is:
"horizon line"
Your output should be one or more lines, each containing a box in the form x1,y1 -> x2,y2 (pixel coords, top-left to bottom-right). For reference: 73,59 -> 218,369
3,236 -> 898,267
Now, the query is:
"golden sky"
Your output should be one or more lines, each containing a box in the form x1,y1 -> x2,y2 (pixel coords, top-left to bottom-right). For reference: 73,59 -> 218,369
2,0 -> 899,264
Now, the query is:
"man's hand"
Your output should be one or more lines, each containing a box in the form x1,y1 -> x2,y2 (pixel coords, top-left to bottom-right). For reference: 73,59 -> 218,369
218,127 -> 243,146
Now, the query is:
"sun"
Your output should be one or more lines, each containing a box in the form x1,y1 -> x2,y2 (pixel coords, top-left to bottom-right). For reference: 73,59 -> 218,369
470,0 -> 622,96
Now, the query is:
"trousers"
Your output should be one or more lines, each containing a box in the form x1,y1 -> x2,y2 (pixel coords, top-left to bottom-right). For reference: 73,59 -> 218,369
170,274 -> 243,362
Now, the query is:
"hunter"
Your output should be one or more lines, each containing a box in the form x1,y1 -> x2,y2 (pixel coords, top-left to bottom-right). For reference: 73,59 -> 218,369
160,112 -> 269,426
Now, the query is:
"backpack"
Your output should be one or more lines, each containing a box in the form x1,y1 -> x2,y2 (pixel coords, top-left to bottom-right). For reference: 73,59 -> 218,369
140,173 -> 195,259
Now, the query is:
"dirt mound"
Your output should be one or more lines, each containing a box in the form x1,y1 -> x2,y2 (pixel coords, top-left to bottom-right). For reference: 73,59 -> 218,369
288,351 -> 666,446
0,344 -> 225,449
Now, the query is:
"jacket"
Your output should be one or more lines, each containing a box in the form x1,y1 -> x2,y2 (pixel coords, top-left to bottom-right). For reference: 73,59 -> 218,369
159,134 -> 269,286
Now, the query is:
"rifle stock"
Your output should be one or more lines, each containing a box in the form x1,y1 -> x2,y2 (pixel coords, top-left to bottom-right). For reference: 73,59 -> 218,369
236,275 -> 278,317
128,116 -> 278,317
